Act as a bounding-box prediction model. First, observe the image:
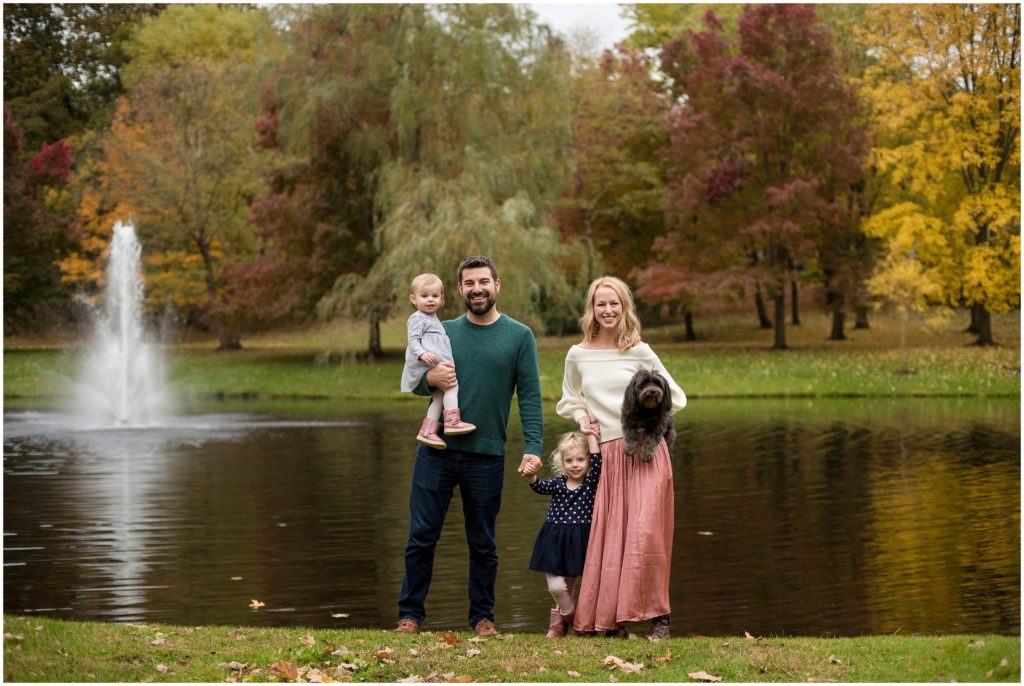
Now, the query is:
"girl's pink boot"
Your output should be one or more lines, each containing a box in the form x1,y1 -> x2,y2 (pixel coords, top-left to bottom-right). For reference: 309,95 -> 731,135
443,409 -> 476,435
417,418 -> 446,449
544,609 -> 568,638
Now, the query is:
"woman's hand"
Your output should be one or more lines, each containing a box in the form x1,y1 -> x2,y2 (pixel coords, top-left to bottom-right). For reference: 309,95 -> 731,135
419,352 -> 439,366
578,415 -> 600,439
426,362 -> 457,390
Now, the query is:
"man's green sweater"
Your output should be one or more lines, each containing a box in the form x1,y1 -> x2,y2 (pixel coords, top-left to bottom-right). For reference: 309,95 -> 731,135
414,313 -> 543,457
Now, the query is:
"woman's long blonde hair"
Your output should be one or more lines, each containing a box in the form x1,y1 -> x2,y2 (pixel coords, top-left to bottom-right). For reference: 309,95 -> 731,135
579,276 -> 641,351
549,431 -> 590,476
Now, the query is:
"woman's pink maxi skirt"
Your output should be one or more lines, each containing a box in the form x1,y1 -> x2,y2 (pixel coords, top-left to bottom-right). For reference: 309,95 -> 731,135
572,437 -> 674,632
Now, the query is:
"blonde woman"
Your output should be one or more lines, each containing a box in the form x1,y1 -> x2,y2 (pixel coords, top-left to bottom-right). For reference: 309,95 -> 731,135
556,276 -> 686,639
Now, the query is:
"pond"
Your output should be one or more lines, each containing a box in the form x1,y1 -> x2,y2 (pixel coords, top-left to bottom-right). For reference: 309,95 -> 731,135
3,398 -> 1019,636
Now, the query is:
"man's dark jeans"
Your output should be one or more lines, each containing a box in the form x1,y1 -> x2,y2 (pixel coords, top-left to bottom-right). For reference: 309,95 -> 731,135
398,444 -> 504,628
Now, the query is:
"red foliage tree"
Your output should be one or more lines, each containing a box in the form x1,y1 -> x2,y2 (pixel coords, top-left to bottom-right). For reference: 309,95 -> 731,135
3,108 -> 77,329
645,6 -> 867,348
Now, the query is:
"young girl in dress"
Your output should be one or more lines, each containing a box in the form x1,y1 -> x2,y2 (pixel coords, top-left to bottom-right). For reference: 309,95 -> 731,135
401,273 -> 475,448
521,425 -> 602,638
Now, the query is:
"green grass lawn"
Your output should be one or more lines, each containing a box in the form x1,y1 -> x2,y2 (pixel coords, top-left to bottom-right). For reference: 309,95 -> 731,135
3,615 -> 1019,683
4,310 -> 1019,402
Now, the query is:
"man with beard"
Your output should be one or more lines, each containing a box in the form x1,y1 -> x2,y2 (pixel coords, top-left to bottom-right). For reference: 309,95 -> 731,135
396,255 -> 544,637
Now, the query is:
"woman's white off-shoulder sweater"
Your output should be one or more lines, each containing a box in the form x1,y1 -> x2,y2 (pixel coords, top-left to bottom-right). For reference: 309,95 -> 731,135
555,343 -> 686,442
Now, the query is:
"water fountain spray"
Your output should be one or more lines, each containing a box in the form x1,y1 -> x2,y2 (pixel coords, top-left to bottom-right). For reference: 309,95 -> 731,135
73,221 -> 169,426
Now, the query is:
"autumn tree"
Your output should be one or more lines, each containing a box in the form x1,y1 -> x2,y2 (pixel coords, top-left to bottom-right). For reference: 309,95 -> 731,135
62,5 -> 278,349
3,108 -> 77,329
858,4 -> 1021,346
558,45 -> 669,308
264,4 -> 579,353
650,6 -> 867,349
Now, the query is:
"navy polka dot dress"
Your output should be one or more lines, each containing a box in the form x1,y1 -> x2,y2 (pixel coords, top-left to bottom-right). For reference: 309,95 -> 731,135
528,452 -> 602,577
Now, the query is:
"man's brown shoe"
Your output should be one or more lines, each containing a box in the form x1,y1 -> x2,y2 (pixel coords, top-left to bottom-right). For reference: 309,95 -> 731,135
473,618 -> 500,636
396,618 -> 420,634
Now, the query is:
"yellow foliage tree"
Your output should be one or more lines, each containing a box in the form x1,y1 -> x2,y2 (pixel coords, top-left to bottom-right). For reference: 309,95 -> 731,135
864,204 -> 949,370
858,4 -> 1021,345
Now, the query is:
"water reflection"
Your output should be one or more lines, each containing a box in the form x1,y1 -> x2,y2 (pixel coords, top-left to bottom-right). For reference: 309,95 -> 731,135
3,398 -> 1019,635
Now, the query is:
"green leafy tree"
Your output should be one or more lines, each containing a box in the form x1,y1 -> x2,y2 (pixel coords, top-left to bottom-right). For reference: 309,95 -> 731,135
266,4 -> 578,352
623,3 -> 742,50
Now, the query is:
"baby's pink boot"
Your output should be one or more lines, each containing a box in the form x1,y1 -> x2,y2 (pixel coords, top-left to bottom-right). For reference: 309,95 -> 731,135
443,409 -> 476,435
417,418 -> 447,448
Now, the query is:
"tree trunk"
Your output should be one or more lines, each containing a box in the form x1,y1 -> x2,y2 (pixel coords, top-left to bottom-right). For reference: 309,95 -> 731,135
791,279 -> 800,325
217,326 -> 242,351
772,292 -> 787,350
854,306 -> 870,329
368,307 -> 383,357
829,309 -> 846,340
755,284 -> 772,328
683,310 -> 696,341
971,305 -> 995,346
964,303 -> 981,334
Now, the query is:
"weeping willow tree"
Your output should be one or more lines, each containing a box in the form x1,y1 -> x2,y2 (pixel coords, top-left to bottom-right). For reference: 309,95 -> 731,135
272,4 -> 582,353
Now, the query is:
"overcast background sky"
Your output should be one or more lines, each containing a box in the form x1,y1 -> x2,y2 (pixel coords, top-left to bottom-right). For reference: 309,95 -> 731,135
528,3 -> 632,50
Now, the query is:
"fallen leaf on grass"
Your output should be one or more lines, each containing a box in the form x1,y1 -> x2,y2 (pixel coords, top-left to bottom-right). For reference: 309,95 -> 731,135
987,658 -> 1011,677
397,676 -> 424,683
330,612 -> 350,618
408,648 -> 419,656
602,656 -> 644,674
155,663 -> 169,673
567,670 -> 581,677
467,636 -> 486,644
299,634 -> 316,646
444,675 -> 473,683
304,667 -> 333,683
270,659 -> 298,681
3,633 -> 23,641
744,630 -> 756,641
377,647 -> 394,660
654,654 -> 672,662
218,661 -> 247,671
437,631 -> 460,645
331,647 -> 351,657
465,649 -> 482,657
827,655 -> 842,665
230,630 -> 245,640
336,662 -> 359,674
967,639 -> 985,649
249,599 -> 266,609
687,670 -> 723,682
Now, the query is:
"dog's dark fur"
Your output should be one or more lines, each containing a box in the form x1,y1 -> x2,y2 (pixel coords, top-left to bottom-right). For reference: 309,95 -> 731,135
621,368 -> 676,462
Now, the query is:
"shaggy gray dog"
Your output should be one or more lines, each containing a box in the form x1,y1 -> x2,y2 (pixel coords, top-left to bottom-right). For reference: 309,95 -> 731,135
621,368 -> 676,462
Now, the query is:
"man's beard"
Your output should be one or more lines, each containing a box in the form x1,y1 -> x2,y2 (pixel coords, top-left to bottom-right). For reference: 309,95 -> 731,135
463,291 -> 496,315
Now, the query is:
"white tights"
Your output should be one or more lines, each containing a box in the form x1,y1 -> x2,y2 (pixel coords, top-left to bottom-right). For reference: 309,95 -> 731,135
546,574 -> 576,615
426,386 -> 461,421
